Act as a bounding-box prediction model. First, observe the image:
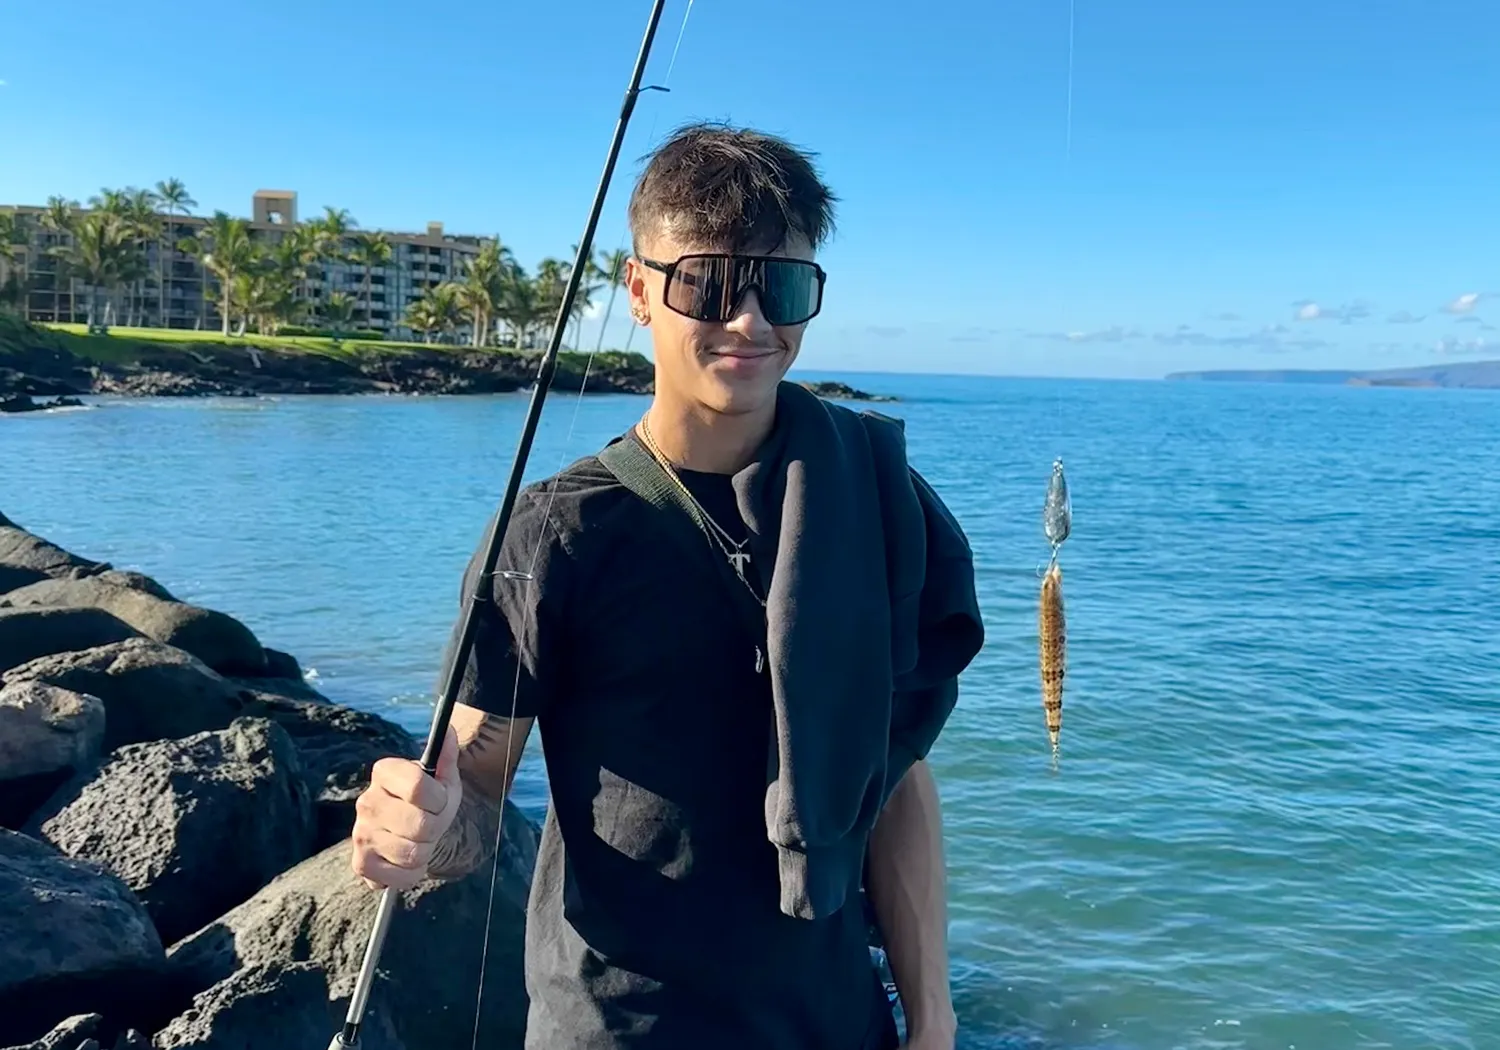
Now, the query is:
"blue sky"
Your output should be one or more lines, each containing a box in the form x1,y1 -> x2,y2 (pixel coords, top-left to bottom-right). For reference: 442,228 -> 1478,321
2,0 -> 1496,378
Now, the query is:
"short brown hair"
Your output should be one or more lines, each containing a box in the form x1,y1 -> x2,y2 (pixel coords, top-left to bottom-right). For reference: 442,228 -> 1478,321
627,121 -> 838,256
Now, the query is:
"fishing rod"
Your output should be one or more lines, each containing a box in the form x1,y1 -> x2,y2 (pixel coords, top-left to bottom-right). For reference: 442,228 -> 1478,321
328,2 -> 671,1046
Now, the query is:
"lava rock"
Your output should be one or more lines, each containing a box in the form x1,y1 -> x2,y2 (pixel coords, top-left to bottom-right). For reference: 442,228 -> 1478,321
0,829 -> 165,1048
151,961 -> 403,1050
167,811 -> 539,1050
2,638 -> 250,753
91,569 -> 176,602
26,718 -> 317,947
1,577 -> 268,678
260,647 -> 301,680
0,514 -> 110,596
0,681 -> 106,829
0,606 -> 143,676
0,394 -> 86,414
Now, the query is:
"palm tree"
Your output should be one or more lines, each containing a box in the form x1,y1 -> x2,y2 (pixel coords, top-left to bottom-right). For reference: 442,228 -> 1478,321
82,188 -> 154,327
263,224 -> 319,323
457,241 -> 508,347
0,210 -> 28,316
404,298 -> 441,343
181,212 -> 257,336
425,282 -> 463,344
593,247 -> 630,353
58,210 -> 134,333
153,178 -> 195,328
497,270 -> 544,350
533,257 -> 569,339
321,291 -> 355,341
562,244 -> 606,350
309,207 -> 355,310
349,231 -> 392,331
123,188 -> 161,326
41,197 -> 80,323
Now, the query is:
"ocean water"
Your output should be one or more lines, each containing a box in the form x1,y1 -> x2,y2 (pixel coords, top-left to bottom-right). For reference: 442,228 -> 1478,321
4,373 -> 1498,1050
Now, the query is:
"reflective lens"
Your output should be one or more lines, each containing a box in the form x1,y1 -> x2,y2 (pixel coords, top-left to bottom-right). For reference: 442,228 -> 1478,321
643,254 -> 825,326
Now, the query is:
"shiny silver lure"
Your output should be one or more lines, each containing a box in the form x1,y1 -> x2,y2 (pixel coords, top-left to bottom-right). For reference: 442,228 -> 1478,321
1043,458 -> 1071,551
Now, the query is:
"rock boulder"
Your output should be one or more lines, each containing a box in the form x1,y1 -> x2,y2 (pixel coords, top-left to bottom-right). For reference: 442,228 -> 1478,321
1,577 -> 267,678
26,718 -> 317,947
0,606 -> 143,676
0,1013 -> 151,1050
0,829 -> 165,1048
0,514 -> 110,597
2,638 -> 249,752
0,682 -> 106,829
167,808 -> 539,1050
151,962 -> 404,1050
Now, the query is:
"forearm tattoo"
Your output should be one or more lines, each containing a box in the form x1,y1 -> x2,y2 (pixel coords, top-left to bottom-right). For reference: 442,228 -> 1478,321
427,711 -> 527,881
427,788 -> 501,880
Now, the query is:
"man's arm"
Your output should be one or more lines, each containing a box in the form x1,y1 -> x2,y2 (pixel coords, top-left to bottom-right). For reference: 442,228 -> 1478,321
351,701 -> 534,891
866,758 -> 957,1048
426,703 -> 534,880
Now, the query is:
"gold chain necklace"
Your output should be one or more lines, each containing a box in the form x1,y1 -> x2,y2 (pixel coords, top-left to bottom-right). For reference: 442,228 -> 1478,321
636,414 -> 765,608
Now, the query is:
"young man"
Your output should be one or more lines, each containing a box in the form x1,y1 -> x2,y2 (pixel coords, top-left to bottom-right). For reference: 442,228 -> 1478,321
350,122 -> 983,1050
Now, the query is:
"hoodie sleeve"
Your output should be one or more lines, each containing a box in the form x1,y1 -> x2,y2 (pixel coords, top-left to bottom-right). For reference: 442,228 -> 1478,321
885,467 -> 985,797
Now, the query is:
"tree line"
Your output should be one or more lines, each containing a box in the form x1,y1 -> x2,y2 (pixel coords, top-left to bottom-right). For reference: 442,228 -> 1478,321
0,180 -> 640,354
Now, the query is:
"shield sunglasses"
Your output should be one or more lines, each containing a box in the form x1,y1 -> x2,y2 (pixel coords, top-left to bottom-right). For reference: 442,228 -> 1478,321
637,253 -> 827,327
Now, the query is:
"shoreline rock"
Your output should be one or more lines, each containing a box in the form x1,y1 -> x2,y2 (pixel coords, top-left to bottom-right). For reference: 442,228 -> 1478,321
0,394 -> 86,414
796,379 -> 897,402
0,318 -> 652,399
0,513 -> 540,1050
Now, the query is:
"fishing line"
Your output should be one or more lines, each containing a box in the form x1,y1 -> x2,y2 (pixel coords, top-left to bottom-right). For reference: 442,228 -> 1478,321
1065,0 -> 1075,175
1037,0 -> 1077,770
603,0 -> 696,352
467,4 -> 697,1048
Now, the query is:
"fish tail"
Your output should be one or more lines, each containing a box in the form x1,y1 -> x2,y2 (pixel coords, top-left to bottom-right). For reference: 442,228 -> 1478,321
1039,560 -> 1066,745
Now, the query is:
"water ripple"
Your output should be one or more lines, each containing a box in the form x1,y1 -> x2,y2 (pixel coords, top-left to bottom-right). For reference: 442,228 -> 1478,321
4,378 -> 1499,1049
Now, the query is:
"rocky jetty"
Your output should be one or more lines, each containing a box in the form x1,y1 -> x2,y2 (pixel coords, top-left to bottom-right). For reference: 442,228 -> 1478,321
0,512 -> 539,1050
796,379 -> 896,402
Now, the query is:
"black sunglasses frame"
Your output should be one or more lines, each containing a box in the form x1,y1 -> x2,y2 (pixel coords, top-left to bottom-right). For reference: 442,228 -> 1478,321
637,253 -> 828,326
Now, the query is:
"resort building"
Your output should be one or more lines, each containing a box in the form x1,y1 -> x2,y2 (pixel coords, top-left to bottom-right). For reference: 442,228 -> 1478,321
1,190 -> 491,342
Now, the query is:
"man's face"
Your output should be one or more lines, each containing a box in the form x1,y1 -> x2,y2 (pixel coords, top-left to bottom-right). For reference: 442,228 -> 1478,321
624,231 -> 817,417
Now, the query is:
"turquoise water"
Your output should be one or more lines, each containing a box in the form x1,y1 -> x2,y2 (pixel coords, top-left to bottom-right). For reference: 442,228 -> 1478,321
4,374 -> 1498,1050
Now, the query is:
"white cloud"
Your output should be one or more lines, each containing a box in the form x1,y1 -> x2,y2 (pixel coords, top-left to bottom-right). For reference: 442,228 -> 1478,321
1293,299 -> 1372,323
1444,292 -> 1482,314
1027,325 -> 1143,344
1433,335 -> 1496,356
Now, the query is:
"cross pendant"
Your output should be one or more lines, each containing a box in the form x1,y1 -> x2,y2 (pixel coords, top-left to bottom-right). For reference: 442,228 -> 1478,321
728,550 -> 751,579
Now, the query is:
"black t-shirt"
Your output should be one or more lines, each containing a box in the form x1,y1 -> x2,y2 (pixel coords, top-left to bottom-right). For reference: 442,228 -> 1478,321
452,433 -> 899,1050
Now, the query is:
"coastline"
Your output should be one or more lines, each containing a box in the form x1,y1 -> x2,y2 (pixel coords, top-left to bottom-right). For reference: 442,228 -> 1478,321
0,319 -> 894,408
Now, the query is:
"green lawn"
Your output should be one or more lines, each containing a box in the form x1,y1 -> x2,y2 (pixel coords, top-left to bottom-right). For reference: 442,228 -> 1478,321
5,321 -> 648,379
37,323 -> 494,361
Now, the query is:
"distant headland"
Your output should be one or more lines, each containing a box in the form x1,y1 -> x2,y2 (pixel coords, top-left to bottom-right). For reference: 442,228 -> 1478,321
1164,359 -> 1500,389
